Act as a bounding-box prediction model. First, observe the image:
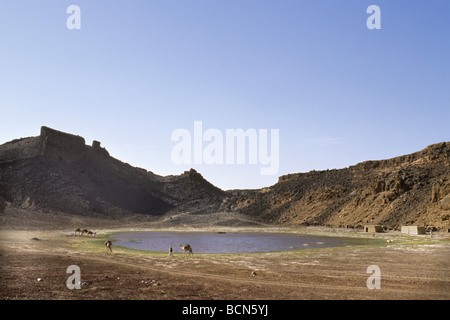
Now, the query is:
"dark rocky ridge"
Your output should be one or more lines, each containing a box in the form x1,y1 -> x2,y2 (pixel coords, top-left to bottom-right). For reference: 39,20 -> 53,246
1,126 -> 449,229
0,126 -> 225,220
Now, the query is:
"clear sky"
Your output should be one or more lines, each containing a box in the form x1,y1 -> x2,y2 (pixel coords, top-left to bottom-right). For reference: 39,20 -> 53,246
1,1 -> 449,190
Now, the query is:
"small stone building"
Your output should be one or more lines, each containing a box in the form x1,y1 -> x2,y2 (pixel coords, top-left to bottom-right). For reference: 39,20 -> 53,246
364,225 -> 383,233
401,226 -> 426,235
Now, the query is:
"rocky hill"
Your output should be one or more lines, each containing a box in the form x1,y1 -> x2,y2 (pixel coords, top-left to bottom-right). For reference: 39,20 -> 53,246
222,142 -> 450,229
0,126 -> 225,222
1,126 -> 449,230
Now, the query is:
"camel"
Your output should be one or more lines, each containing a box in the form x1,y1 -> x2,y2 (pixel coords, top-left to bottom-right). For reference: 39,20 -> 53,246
178,244 -> 193,257
81,229 -> 89,236
104,240 -> 113,254
75,228 -> 82,236
87,230 -> 96,237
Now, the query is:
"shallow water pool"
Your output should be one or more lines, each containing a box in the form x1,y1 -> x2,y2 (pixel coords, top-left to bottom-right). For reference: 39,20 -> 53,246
112,231 -> 368,254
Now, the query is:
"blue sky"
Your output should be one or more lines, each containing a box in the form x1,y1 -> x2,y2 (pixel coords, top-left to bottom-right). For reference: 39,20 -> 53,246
1,1 -> 449,190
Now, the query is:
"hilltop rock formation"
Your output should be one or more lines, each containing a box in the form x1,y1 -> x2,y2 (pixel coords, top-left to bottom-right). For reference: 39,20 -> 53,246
0,126 -> 224,220
0,126 -> 449,229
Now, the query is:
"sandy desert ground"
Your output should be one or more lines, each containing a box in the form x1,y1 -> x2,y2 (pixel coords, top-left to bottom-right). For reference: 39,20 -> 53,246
1,225 -> 449,301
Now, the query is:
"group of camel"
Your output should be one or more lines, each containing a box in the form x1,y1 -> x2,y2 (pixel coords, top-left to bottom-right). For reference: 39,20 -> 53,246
74,228 -> 96,237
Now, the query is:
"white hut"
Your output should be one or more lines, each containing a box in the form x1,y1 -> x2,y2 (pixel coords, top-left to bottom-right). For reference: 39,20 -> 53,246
401,226 -> 425,235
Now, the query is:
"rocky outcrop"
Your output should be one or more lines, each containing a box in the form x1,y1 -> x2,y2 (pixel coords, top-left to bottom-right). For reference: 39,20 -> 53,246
223,142 -> 450,229
0,126 -> 225,218
39,126 -> 86,162
1,126 -> 448,229
441,195 -> 450,211
91,140 -> 110,157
